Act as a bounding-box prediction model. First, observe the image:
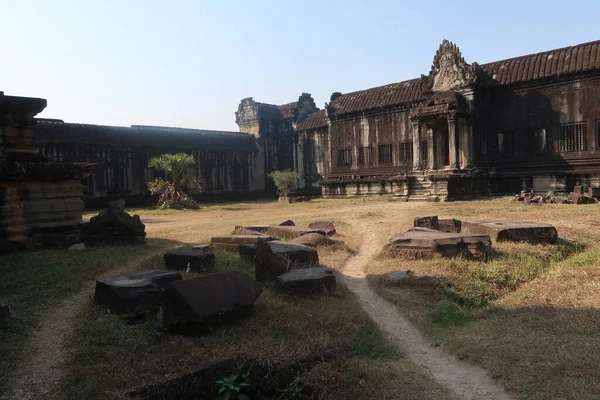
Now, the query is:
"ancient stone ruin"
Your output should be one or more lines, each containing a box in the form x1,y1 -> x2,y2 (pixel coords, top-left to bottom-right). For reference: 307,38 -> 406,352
81,199 -> 146,245
0,91 -> 93,252
413,215 -> 558,244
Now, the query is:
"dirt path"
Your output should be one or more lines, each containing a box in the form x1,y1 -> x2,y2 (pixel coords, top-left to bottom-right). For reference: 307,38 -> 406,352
340,225 -> 513,400
4,247 -> 178,400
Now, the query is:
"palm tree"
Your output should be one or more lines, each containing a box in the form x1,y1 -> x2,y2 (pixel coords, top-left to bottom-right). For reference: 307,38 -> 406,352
147,153 -> 202,209
148,153 -> 195,190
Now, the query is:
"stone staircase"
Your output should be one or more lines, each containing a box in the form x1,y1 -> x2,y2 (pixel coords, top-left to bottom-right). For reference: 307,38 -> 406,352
407,175 -> 434,202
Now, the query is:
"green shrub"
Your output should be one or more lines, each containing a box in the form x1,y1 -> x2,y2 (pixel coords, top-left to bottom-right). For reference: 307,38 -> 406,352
267,169 -> 298,198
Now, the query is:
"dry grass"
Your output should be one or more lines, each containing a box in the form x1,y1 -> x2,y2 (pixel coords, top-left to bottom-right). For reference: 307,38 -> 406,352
362,197 -> 600,399
9,196 -> 600,399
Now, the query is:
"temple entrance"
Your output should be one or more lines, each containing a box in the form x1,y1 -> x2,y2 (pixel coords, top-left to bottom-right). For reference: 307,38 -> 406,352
430,120 -> 450,169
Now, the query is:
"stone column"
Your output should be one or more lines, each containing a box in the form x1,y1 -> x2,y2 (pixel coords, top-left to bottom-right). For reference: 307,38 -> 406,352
411,121 -> 421,170
458,118 -> 468,169
427,126 -> 435,170
448,117 -> 458,169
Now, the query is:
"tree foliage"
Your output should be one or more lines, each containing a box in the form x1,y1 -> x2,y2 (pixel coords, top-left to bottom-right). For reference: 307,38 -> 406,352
267,169 -> 298,198
147,153 -> 204,209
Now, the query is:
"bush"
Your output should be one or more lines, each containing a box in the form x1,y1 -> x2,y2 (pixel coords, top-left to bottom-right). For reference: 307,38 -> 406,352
267,169 -> 298,198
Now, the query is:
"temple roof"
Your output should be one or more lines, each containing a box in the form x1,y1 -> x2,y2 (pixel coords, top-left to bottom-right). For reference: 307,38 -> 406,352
35,120 -> 256,151
278,102 -> 298,119
329,39 -> 600,117
480,39 -> 600,85
296,110 -> 327,131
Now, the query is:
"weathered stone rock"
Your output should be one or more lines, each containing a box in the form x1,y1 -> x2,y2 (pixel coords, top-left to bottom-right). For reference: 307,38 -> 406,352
159,271 -> 262,327
0,301 -> 16,324
164,249 -> 216,272
414,216 -> 439,230
383,270 -> 415,284
528,195 -> 543,205
308,221 -> 336,236
209,234 -> 275,254
254,239 -> 308,283
383,270 -> 440,286
384,227 -> 491,258
568,192 -> 597,204
587,187 -> 600,198
279,219 -> 295,226
266,225 -> 325,239
290,233 -> 344,248
69,243 -> 86,251
460,220 -> 558,244
95,270 -> 182,317
437,218 -> 461,233
275,267 -> 336,293
574,185 -> 583,194
81,199 -> 146,245
240,240 -> 319,265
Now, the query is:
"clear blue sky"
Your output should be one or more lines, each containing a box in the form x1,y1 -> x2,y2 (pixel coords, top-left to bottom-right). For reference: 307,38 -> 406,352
1,0 -> 598,131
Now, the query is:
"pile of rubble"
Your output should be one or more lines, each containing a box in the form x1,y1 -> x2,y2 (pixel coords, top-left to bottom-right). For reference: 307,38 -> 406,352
94,219 -> 342,332
514,186 -> 599,205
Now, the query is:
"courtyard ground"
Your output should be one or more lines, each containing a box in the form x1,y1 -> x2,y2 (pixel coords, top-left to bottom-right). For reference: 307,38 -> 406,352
1,196 -> 599,399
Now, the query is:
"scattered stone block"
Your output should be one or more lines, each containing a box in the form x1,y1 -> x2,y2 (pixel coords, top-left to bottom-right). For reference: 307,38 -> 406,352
95,270 -> 182,317
414,216 -> 439,230
527,195 -> 543,205
164,249 -> 216,272
159,271 -> 262,328
275,267 -> 336,293
231,226 -> 268,236
254,239 -> 308,283
279,219 -> 295,226
568,192 -> 597,204
0,301 -> 16,324
240,240 -> 319,265
587,187 -> 600,198
266,225 -> 325,240
460,220 -> 558,244
308,221 -> 336,236
437,218 -> 461,233
574,185 -> 583,194
384,227 -> 491,258
81,199 -> 146,245
290,233 -> 344,248
209,234 -> 275,254
383,270 -> 440,286
69,243 -> 86,251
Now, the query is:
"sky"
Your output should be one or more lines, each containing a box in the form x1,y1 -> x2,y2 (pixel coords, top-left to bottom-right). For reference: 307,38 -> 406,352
1,0 -> 599,132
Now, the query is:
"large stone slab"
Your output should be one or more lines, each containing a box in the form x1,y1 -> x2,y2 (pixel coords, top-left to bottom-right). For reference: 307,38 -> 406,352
308,221 -> 336,236
414,216 -> 439,230
159,271 -> 262,328
239,240 -> 319,265
254,239 -> 301,283
437,218 -> 462,233
290,233 -> 344,248
460,220 -> 558,244
95,270 -> 182,317
209,234 -> 275,254
384,227 -> 491,258
275,267 -> 336,293
266,225 -> 325,240
164,249 -> 215,272
242,225 -> 270,233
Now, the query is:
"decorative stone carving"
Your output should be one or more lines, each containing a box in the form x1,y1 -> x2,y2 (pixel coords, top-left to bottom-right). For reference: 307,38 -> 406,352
234,97 -> 259,126
421,40 -> 478,94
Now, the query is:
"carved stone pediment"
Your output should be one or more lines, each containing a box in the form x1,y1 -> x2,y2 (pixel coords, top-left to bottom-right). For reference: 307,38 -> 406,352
423,40 -> 478,93
235,97 -> 259,125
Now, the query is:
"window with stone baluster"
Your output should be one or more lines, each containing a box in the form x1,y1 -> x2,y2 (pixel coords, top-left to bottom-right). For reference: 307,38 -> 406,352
559,122 -> 586,152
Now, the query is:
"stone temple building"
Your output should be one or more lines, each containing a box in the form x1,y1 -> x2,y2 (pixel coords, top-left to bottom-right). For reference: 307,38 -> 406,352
28,38 -> 600,205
